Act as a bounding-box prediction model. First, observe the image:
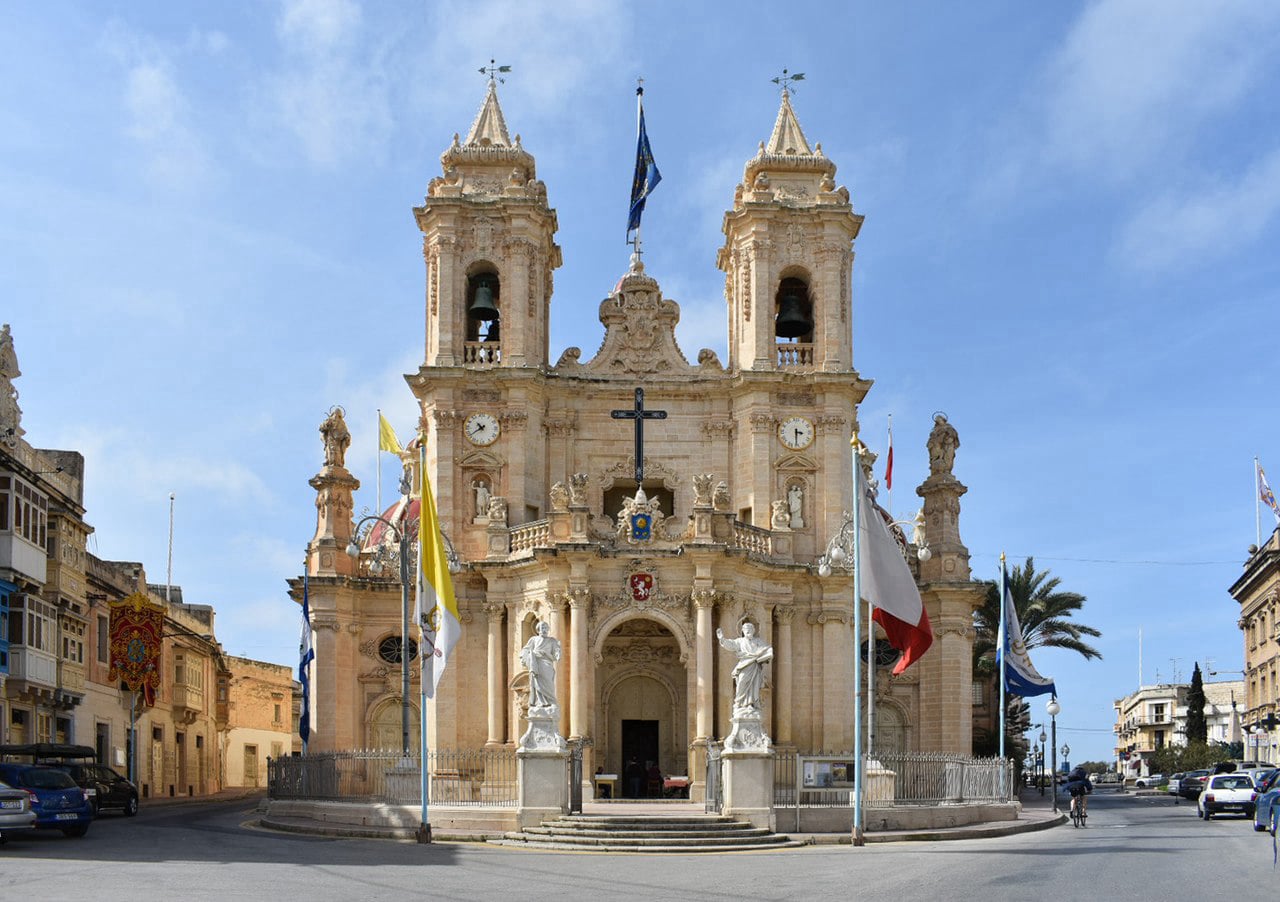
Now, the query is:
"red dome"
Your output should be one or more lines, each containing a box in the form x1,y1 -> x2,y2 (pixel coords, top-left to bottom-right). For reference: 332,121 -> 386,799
362,496 -> 420,550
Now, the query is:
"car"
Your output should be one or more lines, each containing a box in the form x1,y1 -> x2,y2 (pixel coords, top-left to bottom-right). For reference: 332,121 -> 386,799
1134,773 -> 1164,789
51,763 -> 139,817
1253,770 -> 1280,834
1197,772 -> 1257,820
0,778 -> 37,842
0,765 -> 93,837
1237,767 -> 1275,789
1177,769 -> 1211,802
1167,773 -> 1184,795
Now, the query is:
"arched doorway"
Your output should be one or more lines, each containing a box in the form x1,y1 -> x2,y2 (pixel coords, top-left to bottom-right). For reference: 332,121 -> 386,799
598,618 -> 688,798
367,697 -> 420,752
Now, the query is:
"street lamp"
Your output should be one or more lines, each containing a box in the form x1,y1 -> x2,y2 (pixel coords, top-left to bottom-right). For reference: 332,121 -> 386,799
1046,697 -> 1061,813
1039,727 -> 1048,796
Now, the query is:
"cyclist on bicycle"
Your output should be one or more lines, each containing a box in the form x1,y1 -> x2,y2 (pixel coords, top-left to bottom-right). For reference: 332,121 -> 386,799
1063,766 -> 1093,821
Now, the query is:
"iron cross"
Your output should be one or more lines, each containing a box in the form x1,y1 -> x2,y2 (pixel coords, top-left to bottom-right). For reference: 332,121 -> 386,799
611,388 -> 667,485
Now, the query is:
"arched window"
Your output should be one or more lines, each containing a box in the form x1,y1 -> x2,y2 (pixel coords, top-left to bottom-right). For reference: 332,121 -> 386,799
465,266 -> 501,344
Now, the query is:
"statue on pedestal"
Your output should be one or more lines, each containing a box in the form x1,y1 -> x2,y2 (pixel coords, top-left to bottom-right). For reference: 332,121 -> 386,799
519,621 -> 561,711
717,623 -> 774,751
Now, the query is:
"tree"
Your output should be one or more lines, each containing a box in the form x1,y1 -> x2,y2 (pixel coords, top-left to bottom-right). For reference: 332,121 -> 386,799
1185,662 -> 1207,745
973,557 -> 1102,756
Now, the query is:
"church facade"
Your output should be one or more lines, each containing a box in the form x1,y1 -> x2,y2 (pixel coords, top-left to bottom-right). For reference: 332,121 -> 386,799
298,83 -> 985,798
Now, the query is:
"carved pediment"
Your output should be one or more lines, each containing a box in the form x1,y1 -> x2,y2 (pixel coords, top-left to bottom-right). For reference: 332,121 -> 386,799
776,452 -> 817,472
575,266 -> 698,376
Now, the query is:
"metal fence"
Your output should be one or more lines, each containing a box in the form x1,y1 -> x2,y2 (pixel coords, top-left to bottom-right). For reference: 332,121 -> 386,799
268,748 -> 518,807
772,751 -> 1013,808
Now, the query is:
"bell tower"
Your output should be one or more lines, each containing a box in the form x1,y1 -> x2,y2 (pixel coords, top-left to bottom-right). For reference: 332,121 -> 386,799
716,89 -> 862,373
414,80 -> 562,369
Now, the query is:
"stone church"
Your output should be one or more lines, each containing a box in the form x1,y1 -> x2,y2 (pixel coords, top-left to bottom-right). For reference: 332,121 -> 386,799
297,81 -> 985,799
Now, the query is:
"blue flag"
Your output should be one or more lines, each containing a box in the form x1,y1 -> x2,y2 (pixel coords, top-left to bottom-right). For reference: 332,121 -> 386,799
995,565 -> 1056,698
299,574 -> 315,745
627,92 -> 661,236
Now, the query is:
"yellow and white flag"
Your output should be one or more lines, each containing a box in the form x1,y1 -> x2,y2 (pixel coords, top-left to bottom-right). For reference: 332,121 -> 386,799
415,443 -> 459,698
378,411 -> 402,455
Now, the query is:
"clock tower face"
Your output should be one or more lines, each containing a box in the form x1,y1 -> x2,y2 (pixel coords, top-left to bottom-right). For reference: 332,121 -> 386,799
778,416 -> 814,451
464,412 -> 501,446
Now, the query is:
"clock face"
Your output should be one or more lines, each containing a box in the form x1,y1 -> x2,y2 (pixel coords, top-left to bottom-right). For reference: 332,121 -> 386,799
464,412 -> 500,446
778,416 -> 814,451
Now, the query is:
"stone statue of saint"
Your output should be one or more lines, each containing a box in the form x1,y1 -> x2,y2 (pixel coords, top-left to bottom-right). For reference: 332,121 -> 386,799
319,407 -> 351,469
927,413 -> 959,475
716,623 -> 774,715
519,621 -> 561,710
473,479 -> 491,517
787,484 -> 804,528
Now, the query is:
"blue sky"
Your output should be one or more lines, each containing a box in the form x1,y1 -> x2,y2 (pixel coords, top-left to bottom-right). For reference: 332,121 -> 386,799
5,1 -> 1280,765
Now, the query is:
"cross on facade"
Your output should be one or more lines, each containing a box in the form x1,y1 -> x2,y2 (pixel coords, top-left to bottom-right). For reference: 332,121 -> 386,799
611,387 -> 667,485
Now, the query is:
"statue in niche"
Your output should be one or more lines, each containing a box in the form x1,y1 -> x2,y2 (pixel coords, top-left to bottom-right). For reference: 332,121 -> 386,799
472,479 -> 491,518
716,623 -> 774,716
549,481 -> 569,512
927,413 -> 960,475
319,407 -> 350,469
519,621 -> 561,710
787,483 -> 804,528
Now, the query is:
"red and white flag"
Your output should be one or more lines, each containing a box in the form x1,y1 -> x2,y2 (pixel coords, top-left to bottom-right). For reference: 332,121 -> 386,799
883,423 -> 894,490
858,473 -> 932,673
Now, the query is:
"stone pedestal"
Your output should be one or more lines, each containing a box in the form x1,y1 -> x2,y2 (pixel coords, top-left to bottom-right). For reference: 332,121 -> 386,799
724,710 -> 770,753
516,749 -> 569,829
722,750 -> 774,830
519,709 -> 568,753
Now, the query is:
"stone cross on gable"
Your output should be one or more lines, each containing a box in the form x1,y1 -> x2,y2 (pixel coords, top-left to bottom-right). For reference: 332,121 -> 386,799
611,387 -> 667,485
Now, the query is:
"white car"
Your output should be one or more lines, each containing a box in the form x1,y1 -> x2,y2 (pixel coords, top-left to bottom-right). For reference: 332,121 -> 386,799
1167,773 -> 1184,795
1197,773 -> 1257,820
0,779 -> 36,841
1134,773 -> 1164,789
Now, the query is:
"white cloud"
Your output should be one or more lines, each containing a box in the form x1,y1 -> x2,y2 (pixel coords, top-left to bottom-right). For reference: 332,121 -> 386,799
1117,146 -> 1280,270
265,0 -> 391,168
1041,0 -> 1280,178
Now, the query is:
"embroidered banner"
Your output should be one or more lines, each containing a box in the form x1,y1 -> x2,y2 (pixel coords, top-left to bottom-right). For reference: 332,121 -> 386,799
107,592 -> 166,707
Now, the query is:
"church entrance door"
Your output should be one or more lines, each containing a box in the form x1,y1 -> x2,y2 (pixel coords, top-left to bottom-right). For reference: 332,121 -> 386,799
621,719 -> 659,798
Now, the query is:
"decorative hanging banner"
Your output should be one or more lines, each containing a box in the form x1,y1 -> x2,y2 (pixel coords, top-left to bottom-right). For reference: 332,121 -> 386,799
107,592 -> 166,707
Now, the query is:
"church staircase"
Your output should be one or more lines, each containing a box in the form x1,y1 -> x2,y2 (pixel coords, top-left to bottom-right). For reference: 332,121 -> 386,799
492,813 -> 805,853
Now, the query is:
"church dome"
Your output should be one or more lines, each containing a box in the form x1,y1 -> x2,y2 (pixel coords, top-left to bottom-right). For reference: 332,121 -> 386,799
360,496 -> 420,552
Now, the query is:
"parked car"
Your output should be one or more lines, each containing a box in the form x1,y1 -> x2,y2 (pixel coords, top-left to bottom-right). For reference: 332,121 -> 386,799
1134,773 -> 1165,789
1253,770 -> 1280,834
1237,767 -> 1275,789
50,763 -> 139,817
1178,769 -> 1211,801
0,778 -> 37,842
1197,772 -> 1257,820
0,765 -> 93,837
1167,773 -> 1184,795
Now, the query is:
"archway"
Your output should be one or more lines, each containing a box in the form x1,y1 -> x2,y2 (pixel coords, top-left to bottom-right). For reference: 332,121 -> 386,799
367,696 -> 420,752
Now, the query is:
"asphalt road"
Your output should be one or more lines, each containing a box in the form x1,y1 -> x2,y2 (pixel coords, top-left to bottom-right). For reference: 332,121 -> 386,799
2,791 -> 1276,901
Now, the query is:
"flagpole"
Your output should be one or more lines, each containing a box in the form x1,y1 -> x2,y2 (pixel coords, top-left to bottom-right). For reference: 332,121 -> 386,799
851,432 -> 865,846
998,553 -> 1007,762
378,408 -> 384,520
885,414 -> 893,517
1256,457 -> 1262,547
632,84 -> 644,263
418,438 -> 432,844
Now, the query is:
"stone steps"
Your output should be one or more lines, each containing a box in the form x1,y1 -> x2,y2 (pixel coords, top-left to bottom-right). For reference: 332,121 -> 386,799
492,814 -> 806,853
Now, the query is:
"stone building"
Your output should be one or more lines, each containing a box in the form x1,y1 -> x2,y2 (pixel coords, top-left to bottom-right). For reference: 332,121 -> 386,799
297,84 -> 986,797
222,655 -> 294,788
1113,678 -> 1245,777
1230,527 -> 1280,763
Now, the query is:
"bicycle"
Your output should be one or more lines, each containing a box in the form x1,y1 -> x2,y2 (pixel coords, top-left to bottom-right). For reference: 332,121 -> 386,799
1069,792 -> 1088,827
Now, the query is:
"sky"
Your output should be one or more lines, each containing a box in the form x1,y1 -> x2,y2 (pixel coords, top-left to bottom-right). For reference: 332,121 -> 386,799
4,0 -> 1280,767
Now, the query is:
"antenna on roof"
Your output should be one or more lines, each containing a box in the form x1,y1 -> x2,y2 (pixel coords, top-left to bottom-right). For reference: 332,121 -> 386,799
479,59 -> 512,84
770,68 -> 806,96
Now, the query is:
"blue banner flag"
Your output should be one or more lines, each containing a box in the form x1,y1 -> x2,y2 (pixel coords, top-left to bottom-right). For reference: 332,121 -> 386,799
996,565 -> 1056,698
627,91 -> 661,237
299,574 -> 315,745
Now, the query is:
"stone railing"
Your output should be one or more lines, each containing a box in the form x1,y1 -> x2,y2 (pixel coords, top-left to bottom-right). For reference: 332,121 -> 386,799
776,342 -> 814,368
731,521 -> 772,556
509,519 -> 551,555
463,342 -> 502,366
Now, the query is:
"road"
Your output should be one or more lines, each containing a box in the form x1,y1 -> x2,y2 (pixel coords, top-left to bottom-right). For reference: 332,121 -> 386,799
2,791 -> 1275,901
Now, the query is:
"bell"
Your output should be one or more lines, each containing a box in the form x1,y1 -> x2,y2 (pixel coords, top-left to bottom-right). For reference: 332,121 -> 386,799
468,279 -> 499,321
774,290 -> 812,338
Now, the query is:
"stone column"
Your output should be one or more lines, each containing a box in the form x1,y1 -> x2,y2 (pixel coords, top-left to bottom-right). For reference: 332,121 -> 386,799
775,607 -> 794,745
568,589 -> 590,740
694,590 -> 715,741
547,597 -> 570,737
484,602 -> 505,747
819,605 -> 853,753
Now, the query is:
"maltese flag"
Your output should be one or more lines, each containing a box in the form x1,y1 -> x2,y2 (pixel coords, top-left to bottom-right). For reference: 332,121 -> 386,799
858,475 -> 932,673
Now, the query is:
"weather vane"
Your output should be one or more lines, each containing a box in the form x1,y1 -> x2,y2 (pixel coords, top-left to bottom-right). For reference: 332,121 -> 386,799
479,59 -> 512,84
770,68 -> 805,95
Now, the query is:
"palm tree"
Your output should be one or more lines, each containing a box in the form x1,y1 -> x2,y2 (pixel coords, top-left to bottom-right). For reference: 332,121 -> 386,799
973,556 -> 1103,677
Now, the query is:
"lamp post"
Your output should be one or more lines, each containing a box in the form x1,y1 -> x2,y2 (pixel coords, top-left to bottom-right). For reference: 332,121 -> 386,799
1046,697 -> 1061,812
347,506 -> 415,759
1039,727 -> 1047,796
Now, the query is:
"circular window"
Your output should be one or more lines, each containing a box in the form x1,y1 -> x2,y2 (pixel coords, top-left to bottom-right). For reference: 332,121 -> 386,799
377,635 -> 418,664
